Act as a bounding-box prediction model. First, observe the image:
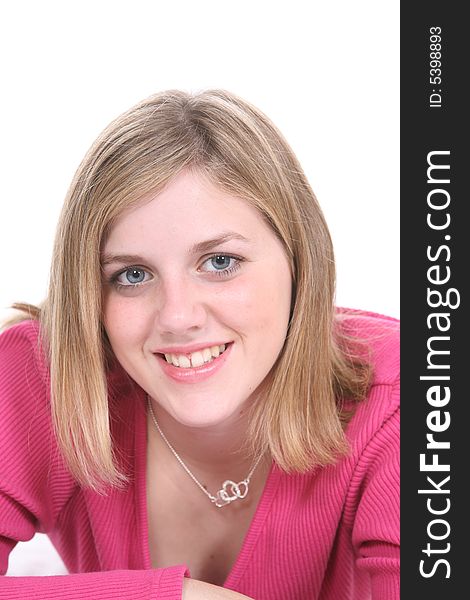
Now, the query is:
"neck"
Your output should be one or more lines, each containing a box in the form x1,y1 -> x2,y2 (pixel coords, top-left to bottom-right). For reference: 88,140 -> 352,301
147,396 -> 259,480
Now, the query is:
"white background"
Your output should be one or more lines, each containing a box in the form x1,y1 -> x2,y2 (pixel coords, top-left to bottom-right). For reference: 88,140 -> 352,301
1,0 -> 399,575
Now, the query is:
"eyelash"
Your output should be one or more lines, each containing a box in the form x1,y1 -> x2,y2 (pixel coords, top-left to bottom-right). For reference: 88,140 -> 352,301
199,254 -> 243,277
108,254 -> 243,290
109,267 -> 151,291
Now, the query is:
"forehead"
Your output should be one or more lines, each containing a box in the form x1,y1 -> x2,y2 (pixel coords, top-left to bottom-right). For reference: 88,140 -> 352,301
103,170 -> 274,250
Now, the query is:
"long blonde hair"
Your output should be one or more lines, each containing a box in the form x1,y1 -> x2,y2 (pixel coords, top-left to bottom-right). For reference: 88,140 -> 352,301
9,90 -> 371,489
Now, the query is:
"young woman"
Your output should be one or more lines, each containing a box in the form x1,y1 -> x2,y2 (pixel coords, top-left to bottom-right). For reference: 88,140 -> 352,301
0,90 -> 399,599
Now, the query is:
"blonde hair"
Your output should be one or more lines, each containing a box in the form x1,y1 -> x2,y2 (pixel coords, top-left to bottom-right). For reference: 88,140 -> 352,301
10,90 -> 371,489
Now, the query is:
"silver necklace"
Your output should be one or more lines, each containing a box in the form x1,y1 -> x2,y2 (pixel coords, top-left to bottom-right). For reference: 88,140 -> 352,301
147,396 -> 263,508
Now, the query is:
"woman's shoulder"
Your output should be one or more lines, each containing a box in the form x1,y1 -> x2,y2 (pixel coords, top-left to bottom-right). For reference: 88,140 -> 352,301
336,308 -> 399,456
0,318 -> 48,375
336,307 -> 399,386
0,320 -> 59,479
0,320 -> 79,537
0,317 -> 49,417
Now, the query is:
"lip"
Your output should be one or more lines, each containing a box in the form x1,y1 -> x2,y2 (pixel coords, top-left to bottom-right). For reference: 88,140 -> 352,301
154,341 -> 231,355
154,342 -> 233,384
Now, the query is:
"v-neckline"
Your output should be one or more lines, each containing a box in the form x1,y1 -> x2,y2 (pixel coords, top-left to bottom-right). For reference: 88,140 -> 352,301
133,389 -> 281,588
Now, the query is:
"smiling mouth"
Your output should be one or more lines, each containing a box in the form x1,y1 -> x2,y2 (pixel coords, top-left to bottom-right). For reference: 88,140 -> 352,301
158,344 -> 229,368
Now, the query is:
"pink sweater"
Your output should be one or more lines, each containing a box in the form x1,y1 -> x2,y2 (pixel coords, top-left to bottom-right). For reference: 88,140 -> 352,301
0,312 -> 399,599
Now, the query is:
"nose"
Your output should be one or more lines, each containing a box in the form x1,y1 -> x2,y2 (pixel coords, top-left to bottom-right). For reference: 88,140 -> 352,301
155,275 -> 207,335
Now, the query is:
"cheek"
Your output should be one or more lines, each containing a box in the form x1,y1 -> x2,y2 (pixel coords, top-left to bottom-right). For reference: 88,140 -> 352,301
252,263 -> 292,317
218,268 -> 292,337
256,286 -> 292,342
102,295 -> 149,349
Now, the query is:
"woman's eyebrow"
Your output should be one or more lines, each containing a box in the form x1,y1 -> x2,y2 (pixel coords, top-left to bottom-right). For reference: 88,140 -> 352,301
190,232 -> 250,254
100,253 -> 147,267
100,233 -> 251,266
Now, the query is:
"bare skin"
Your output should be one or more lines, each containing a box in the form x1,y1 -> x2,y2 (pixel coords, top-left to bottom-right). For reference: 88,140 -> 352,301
182,579 -> 254,599
146,410 -> 271,588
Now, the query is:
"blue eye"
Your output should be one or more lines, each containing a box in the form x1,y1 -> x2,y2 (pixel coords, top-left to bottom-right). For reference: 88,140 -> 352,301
210,255 -> 232,270
114,267 -> 151,287
200,254 -> 242,276
126,269 -> 146,284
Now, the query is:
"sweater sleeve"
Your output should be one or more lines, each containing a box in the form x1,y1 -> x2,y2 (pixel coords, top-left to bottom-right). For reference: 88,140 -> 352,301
350,381 -> 400,600
0,566 -> 188,600
0,322 -> 188,600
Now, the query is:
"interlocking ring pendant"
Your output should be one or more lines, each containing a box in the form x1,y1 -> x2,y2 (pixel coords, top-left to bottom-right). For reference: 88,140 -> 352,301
212,479 -> 249,507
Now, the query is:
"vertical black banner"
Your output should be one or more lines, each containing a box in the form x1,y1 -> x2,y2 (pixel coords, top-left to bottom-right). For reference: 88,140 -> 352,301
401,2 -> 467,598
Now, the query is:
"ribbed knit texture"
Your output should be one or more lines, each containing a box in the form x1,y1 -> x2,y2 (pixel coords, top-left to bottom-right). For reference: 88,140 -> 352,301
0,311 -> 399,599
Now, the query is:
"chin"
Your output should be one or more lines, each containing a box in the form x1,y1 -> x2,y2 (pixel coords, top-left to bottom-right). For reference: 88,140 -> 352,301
160,392 -> 249,431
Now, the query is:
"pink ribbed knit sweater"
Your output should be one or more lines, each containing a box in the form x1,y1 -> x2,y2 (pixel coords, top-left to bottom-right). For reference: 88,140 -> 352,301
0,312 -> 399,599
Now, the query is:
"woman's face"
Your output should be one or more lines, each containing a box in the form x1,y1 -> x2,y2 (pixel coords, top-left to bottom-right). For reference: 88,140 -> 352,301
101,170 -> 292,429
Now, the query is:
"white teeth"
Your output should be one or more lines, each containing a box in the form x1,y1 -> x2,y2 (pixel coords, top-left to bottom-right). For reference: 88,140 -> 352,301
178,355 -> 191,368
162,344 -> 228,368
190,351 -> 204,368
